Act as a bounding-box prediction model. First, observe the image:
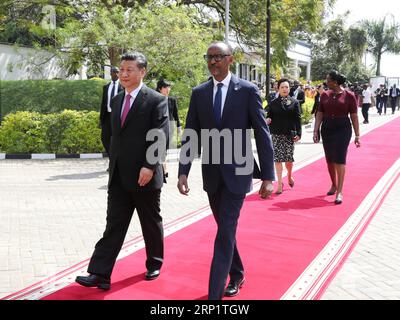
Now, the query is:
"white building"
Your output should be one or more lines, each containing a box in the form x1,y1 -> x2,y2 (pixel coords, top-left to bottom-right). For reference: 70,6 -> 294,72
0,43 -> 86,80
230,38 -> 313,86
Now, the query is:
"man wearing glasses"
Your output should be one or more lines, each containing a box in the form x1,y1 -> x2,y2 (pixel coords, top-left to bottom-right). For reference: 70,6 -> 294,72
178,42 -> 275,300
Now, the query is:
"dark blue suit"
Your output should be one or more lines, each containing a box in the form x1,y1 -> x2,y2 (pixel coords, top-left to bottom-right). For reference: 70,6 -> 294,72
178,75 -> 275,299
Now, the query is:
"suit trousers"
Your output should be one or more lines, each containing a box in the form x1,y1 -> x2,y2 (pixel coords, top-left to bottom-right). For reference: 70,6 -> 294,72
207,181 -> 245,300
101,113 -> 112,155
390,97 -> 397,114
87,167 -> 163,278
361,103 -> 371,122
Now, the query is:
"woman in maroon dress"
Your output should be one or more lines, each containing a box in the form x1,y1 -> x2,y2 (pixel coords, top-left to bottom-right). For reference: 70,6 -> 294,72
313,70 -> 361,204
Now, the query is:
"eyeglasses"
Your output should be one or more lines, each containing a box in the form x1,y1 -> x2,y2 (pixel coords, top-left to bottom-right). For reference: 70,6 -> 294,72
203,54 -> 231,62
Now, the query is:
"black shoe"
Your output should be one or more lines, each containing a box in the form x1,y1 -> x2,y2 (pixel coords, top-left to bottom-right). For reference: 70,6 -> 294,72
224,277 -> 245,297
75,274 -> 110,290
145,269 -> 160,281
327,187 -> 337,196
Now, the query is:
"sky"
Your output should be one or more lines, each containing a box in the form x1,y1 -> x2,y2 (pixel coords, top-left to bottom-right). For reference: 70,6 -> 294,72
327,0 -> 400,78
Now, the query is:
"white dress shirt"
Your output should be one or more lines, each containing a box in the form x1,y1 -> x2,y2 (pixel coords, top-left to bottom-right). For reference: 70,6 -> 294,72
107,79 -> 120,112
120,82 -> 144,118
362,88 -> 372,104
212,72 -> 232,117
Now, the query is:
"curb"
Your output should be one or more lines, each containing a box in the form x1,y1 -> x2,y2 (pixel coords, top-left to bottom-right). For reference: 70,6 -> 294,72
0,153 -> 108,160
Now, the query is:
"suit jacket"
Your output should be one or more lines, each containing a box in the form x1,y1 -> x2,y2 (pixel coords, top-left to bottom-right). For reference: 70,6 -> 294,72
266,96 -> 302,137
100,81 -> 124,125
178,75 -> 275,195
167,97 -> 181,127
290,87 -> 305,105
107,84 -> 169,191
389,87 -> 400,97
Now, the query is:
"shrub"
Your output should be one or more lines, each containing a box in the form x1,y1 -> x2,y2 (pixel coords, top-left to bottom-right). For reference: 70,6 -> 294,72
0,111 -> 47,153
301,97 -> 315,125
0,80 -> 106,117
0,110 -> 103,154
60,110 -> 102,154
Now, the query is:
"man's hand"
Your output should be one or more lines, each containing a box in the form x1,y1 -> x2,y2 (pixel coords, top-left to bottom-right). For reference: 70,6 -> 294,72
138,167 -> 154,187
259,180 -> 274,199
177,174 -> 190,195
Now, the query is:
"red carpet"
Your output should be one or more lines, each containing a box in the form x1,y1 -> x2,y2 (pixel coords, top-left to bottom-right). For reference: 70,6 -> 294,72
6,117 -> 400,300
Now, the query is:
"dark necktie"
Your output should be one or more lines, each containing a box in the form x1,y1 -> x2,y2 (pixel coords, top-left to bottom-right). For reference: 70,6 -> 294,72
110,81 -> 116,98
214,83 -> 224,128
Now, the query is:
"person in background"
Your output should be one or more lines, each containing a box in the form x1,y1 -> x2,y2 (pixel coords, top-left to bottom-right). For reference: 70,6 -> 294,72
290,80 -> 305,113
266,78 -> 302,194
156,78 -> 182,178
361,83 -> 372,124
313,70 -> 361,205
389,84 -> 400,114
99,66 -> 123,157
375,84 -> 388,115
266,81 -> 279,106
311,84 -> 325,141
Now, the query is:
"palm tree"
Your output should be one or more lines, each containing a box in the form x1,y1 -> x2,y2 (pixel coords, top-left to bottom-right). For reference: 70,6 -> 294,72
347,26 -> 367,65
362,16 -> 400,76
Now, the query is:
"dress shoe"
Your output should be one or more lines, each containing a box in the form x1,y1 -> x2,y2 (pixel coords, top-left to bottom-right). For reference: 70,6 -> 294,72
224,277 -> 245,297
145,269 -> 160,281
75,274 -> 110,290
334,193 -> 343,205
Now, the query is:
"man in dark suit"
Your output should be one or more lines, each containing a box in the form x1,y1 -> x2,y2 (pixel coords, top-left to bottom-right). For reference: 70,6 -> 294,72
389,84 -> 400,114
266,80 -> 279,106
76,52 -> 169,290
290,80 -> 305,113
177,42 -> 275,300
156,78 -> 182,177
99,66 -> 123,155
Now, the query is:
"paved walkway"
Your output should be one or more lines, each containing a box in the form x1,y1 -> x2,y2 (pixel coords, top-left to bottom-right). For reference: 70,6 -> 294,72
0,110 -> 399,299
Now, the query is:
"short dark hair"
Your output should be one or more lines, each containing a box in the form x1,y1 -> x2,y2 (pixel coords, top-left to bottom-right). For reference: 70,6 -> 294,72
156,78 -> 171,92
277,78 -> 290,89
328,70 -> 347,85
110,66 -> 119,73
121,52 -> 147,69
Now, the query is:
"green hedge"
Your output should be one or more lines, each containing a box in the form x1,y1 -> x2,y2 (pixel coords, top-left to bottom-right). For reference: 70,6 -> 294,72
0,79 -> 191,128
0,79 -> 106,117
0,110 -> 103,153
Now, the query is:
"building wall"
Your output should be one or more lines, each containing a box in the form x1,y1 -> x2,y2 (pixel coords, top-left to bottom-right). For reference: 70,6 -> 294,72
0,43 -> 85,80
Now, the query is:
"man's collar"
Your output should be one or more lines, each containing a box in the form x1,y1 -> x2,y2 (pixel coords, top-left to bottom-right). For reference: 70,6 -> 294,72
213,72 -> 232,87
125,81 -> 143,96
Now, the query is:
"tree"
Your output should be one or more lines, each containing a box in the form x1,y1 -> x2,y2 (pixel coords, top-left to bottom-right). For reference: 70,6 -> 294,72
311,15 -> 350,80
348,26 -> 367,65
362,16 -> 400,76
181,0 -> 331,71
1,0 -> 333,76
311,14 -> 372,83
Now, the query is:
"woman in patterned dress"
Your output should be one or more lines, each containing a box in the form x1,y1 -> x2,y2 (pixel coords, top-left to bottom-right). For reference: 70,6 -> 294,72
266,78 -> 302,194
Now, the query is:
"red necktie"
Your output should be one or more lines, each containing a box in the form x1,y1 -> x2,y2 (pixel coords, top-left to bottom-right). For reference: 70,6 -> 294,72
121,94 -> 131,127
